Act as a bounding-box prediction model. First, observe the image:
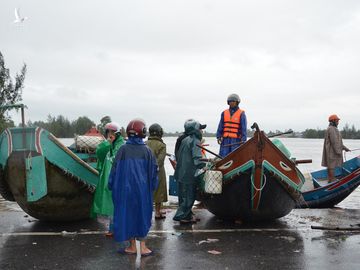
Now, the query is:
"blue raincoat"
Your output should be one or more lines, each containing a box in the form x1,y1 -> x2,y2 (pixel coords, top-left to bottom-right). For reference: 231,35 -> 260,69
108,137 -> 158,242
216,106 -> 247,157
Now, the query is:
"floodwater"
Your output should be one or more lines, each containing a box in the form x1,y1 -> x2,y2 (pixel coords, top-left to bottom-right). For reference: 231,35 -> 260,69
60,137 -> 360,208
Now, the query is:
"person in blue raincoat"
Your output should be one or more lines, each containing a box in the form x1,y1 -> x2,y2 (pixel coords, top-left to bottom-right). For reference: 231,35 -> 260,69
108,119 -> 158,256
216,93 -> 247,157
173,119 -> 206,224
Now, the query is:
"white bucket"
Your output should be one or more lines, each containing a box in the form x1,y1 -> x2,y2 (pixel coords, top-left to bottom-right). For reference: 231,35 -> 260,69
204,170 -> 223,194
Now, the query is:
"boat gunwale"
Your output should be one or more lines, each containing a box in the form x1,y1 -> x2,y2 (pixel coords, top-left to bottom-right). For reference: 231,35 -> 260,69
47,133 -> 99,177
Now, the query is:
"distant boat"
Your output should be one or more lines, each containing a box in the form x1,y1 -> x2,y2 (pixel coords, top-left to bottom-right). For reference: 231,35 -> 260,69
0,105 -> 102,221
199,123 -> 305,221
296,156 -> 360,208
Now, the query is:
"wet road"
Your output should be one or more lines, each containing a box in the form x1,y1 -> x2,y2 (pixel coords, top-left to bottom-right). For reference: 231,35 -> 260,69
1,198 -> 360,270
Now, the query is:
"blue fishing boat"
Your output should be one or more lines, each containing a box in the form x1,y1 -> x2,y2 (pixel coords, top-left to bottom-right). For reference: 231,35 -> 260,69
297,156 -> 360,208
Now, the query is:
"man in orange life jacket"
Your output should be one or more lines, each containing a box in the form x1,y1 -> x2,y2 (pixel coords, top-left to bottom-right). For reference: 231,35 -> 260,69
216,93 -> 247,157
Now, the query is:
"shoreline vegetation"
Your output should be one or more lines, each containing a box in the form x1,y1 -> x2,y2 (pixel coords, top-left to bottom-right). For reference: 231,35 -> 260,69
1,114 -> 359,139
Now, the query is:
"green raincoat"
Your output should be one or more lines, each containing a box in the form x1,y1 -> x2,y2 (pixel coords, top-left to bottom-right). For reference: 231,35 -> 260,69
95,140 -> 111,172
173,121 -> 205,221
146,136 -> 168,203
91,135 -> 125,217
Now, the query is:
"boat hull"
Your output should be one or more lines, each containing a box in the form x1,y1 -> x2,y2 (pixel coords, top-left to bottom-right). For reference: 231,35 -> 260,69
201,171 -> 296,221
199,125 -> 304,221
0,127 -> 99,221
6,151 -> 93,221
297,157 -> 360,208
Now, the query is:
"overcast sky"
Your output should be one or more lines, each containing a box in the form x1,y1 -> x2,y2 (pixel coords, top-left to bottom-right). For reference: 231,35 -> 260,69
1,0 -> 360,133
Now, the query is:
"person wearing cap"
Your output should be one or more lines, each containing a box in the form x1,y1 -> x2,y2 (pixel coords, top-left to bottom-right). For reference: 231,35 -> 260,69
173,119 -> 206,224
145,123 -> 168,220
321,114 -> 350,183
109,119 -> 158,256
91,122 -> 125,236
216,93 -> 247,157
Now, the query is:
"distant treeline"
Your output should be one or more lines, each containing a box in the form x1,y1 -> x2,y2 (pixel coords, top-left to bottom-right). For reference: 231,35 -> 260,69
25,115 -> 127,138
302,124 -> 360,139
27,115 -> 97,138
7,114 -> 360,140
166,125 -> 360,139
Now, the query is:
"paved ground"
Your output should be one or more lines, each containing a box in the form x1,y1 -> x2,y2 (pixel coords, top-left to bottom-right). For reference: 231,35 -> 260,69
1,200 -> 360,270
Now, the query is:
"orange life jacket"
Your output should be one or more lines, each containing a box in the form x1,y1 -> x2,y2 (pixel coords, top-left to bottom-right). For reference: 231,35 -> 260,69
223,109 -> 243,138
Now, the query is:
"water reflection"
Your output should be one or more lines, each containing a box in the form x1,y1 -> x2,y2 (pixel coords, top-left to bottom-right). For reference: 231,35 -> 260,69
306,231 -> 360,269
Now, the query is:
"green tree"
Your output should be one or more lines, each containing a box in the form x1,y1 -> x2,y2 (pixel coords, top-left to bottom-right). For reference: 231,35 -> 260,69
72,116 -> 95,135
52,115 -> 72,138
97,116 -> 111,135
302,128 -> 324,138
30,115 -> 100,138
341,123 -> 358,139
0,52 -> 27,132
31,114 -> 73,137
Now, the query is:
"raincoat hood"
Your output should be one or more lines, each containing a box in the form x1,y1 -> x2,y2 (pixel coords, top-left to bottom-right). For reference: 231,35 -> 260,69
184,120 -> 205,139
126,136 -> 145,145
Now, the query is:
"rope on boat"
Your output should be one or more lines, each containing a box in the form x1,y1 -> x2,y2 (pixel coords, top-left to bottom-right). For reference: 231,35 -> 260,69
250,174 -> 267,200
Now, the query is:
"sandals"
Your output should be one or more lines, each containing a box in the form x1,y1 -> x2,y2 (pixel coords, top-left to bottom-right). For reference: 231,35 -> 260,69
118,249 -> 154,257
179,218 -> 197,224
105,231 -> 113,237
117,249 -> 137,255
141,250 -> 154,257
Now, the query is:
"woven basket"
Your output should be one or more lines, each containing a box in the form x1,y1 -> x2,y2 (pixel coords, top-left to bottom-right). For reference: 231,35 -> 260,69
204,170 -> 223,194
75,135 -> 104,152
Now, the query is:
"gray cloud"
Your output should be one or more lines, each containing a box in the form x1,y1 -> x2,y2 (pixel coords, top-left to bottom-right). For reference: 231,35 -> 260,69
2,0 -> 360,132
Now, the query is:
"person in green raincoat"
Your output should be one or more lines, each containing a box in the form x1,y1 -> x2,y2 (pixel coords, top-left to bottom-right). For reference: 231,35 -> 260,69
146,123 -> 168,219
91,122 -> 125,235
173,119 -> 206,224
95,140 -> 111,173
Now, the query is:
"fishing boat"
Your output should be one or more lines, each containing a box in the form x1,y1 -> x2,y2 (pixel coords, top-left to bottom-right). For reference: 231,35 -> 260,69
199,123 -> 306,221
296,156 -> 360,208
0,104 -> 100,221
